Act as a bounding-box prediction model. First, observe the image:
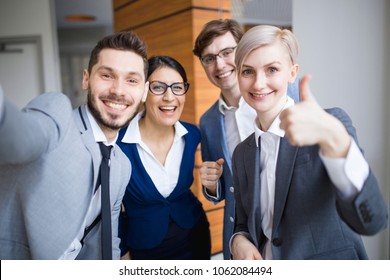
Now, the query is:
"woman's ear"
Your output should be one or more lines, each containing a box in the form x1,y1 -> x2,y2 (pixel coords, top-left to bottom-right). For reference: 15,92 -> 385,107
289,64 -> 299,83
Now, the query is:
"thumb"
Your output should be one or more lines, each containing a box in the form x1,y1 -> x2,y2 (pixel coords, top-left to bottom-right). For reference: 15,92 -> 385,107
216,158 -> 225,166
299,74 -> 315,103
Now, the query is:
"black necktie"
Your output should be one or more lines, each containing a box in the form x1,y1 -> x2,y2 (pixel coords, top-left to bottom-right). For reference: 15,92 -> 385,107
98,142 -> 113,260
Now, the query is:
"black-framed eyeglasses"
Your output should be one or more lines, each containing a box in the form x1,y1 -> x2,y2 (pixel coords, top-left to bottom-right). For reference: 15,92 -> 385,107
200,46 -> 237,66
148,81 -> 190,96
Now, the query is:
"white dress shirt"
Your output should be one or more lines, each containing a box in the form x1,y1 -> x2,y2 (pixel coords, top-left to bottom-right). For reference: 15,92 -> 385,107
218,96 -> 257,157
59,106 -> 118,260
252,96 -> 369,259
120,112 -> 187,198
205,96 -> 257,199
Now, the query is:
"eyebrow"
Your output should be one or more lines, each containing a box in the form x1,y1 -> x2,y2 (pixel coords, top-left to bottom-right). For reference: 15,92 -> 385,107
203,46 -> 236,56
97,65 -> 143,78
242,61 -> 282,68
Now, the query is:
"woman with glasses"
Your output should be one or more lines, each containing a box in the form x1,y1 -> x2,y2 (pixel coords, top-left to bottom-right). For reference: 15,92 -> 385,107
117,56 -> 211,260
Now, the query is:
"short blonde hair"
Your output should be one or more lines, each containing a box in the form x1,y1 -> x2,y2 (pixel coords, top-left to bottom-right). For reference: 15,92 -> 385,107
235,25 -> 299,74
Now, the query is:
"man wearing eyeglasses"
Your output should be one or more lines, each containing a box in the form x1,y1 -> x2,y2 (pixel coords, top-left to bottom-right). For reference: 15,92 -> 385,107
193,19 -> 300,259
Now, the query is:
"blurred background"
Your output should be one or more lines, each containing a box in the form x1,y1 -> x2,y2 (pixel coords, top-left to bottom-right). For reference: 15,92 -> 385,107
0,0 -> 389,259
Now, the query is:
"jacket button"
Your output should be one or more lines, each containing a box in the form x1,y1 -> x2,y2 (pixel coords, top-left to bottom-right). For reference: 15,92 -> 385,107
272,238 -> 282,247
229,216 -> 234,223
229,186 -> 234,193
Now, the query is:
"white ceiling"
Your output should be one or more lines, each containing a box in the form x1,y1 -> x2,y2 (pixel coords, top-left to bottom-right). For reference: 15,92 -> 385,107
231,0 -> 292,26
54,0 -> 292,30
54,0 -> 113,29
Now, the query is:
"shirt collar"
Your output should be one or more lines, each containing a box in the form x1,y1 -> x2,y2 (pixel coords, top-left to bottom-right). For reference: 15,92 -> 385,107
218,95 -> 246,115
86,106 -> 118,145
121,111 -> 188,144
254,96 -> 295,146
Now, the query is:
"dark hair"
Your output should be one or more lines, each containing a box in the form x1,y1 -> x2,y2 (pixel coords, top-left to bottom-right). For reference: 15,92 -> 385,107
193,19 -> 244,58
147,56 -> 188,83
88,31 -> 148,78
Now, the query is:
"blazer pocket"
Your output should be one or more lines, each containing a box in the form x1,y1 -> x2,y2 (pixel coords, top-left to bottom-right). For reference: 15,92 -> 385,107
294,153 -> 311,166
304,246 -> 359,260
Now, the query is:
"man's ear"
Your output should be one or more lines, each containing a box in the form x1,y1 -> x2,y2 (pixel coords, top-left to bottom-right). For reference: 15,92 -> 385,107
142,81 -> 149,102
82,69 -> 89,90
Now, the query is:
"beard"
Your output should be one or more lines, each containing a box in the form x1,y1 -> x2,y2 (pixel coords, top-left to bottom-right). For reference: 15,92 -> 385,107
87,90 -> 140,130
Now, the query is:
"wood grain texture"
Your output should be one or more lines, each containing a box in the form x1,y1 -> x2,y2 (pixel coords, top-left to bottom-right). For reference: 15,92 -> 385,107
113,0 -> 231,255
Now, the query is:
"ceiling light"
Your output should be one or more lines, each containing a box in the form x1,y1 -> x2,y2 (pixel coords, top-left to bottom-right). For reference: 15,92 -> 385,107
64,14 -> 96,22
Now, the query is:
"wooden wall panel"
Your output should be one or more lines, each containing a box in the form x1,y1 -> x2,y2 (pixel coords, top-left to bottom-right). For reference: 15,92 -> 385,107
192,0 -> 231,11
191,8 -> 230,123
205,208 -> 224,254
114,0 -> 192,31
113,0 -> 135,10
133,11 -> 195,124
113,0 -> 231,256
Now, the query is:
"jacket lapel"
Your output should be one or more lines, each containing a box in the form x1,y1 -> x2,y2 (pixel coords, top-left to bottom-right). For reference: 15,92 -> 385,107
273,137 -> 298,231
207,103 -> 231,172
245,135 -> 263,248
73,105 -> 101,193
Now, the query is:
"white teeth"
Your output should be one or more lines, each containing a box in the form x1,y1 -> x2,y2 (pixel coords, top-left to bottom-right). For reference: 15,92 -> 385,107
252,91 -> 272,97
160,106 -> 175,111
106,102 -> 126,110
217,71 -> 231,78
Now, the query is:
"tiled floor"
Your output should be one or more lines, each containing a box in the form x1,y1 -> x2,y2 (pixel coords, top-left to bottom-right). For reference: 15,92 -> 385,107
211,252 -> 223,260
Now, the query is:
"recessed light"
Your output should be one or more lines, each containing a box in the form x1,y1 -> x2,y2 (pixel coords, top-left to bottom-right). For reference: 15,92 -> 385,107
64,14 -> 96,22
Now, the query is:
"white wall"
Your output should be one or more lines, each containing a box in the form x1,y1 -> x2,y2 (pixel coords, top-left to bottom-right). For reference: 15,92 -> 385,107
293,0 -> 389,259
0,0 -> 61,92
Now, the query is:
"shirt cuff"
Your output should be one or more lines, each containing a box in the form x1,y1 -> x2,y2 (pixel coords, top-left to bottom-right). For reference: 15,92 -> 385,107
229,231 -> 251,256
319,138 -> 369,198
204,180 -> 221,200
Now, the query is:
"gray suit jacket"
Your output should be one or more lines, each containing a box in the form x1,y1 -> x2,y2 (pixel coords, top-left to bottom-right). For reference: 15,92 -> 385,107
199,81 -> 300,259
0,91 -> 130,260
232,107 -> 388,259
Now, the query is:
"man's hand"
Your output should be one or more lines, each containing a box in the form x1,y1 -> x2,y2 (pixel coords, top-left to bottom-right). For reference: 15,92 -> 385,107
200,158 -> 224,196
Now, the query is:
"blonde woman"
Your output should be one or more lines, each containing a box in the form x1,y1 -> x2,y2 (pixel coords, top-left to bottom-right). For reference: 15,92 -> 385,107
231,25 -> 387,260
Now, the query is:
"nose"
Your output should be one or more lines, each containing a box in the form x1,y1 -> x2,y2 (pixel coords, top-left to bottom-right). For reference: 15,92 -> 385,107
162,87 -> 175,101
253,72 -> 267,90
215,55 -> 226,69
111,78 -> 125,95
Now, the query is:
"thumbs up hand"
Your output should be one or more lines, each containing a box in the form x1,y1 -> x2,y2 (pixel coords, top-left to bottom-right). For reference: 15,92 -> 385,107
280,75 -> 351,158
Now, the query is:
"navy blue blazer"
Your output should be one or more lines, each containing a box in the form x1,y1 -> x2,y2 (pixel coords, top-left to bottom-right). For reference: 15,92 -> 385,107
117,122 -> 204,250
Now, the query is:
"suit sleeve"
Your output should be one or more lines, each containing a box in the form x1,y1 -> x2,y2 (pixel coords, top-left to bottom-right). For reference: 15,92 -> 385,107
112,149 -> 131,259
330,108 -> 388,235
0,92 -> 73,164
199,117 -> 224,203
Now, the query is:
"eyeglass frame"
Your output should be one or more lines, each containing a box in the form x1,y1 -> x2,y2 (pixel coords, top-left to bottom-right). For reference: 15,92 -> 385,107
200,46 -> 237,66
148,80 -> 190,96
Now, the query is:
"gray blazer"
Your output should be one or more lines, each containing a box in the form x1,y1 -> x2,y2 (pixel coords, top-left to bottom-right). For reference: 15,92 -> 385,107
199,81 -> 300,259
0,91 -> 130,260
232,107 -> 388,259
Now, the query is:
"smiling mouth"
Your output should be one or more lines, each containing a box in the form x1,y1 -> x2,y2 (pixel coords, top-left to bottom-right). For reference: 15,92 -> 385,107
104,100 -> 127,110
159,106 -> 176,112
250,91 -> 274,97
216,70 -> 233,79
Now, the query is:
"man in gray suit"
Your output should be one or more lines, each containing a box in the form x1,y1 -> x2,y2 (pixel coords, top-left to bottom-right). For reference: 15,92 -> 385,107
0,31 -> 148,259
